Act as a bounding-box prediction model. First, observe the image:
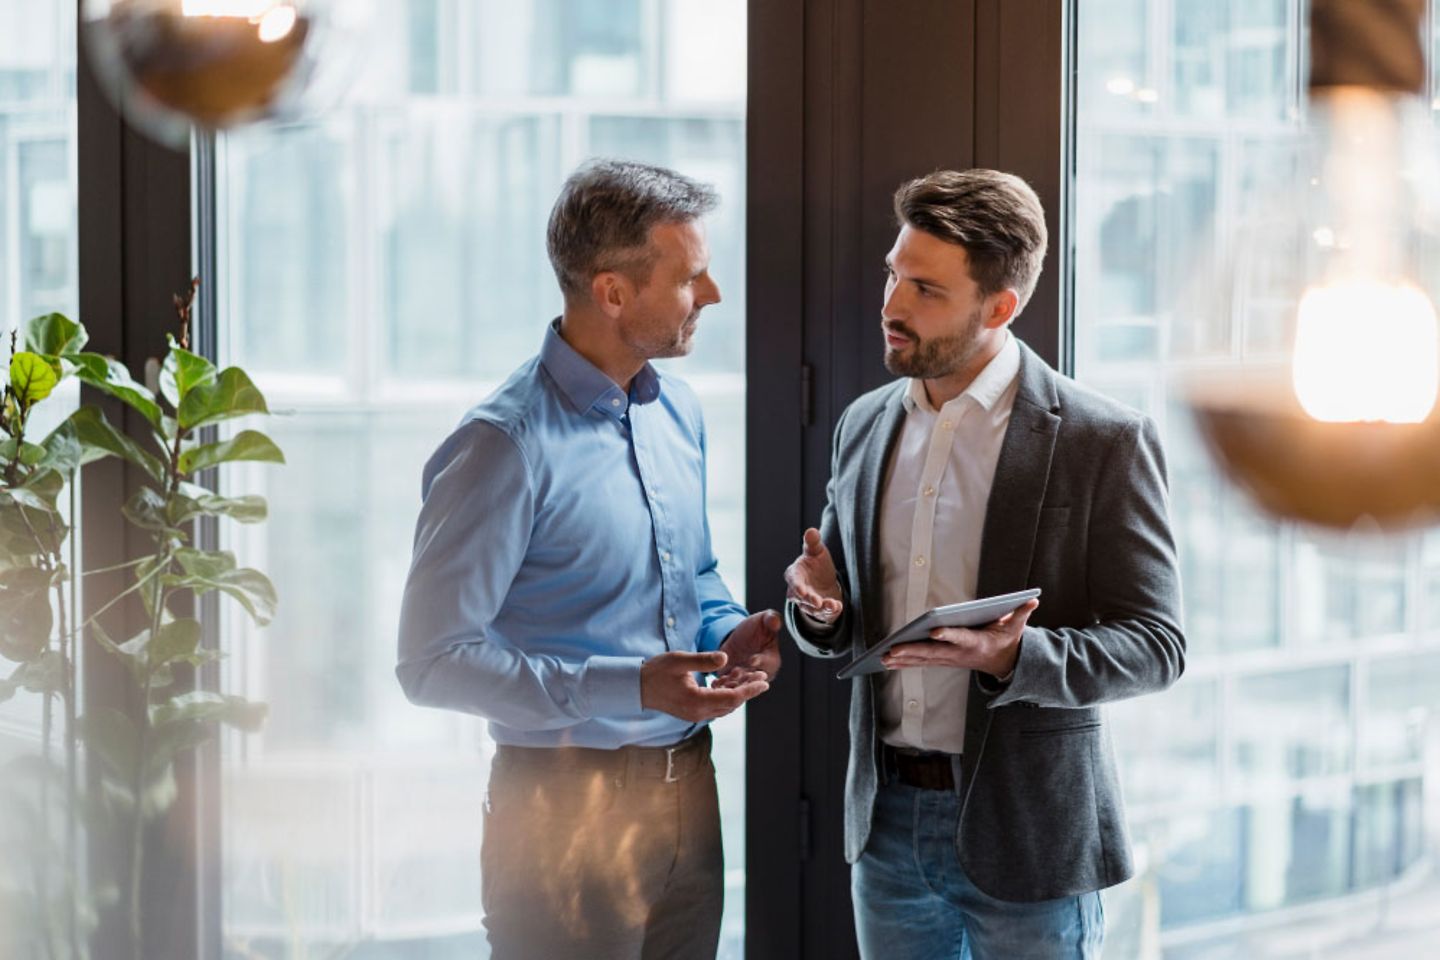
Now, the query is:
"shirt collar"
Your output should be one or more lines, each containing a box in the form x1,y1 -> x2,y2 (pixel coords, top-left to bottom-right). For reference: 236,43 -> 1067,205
902,331 -> 1021,414
539,318 -> 662,419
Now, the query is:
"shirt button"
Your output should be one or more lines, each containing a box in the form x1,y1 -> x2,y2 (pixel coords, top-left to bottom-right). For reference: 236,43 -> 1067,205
941,420 -> 953,430
611,397 -> 622,408
923,486 -> 935,497
914,556 -> 926,568
906,699 -> 919,711
662,551 -> 672,562
666,616 -> 676,628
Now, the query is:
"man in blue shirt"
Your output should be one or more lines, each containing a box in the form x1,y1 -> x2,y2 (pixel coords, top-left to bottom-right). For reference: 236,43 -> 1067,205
396,159 -> 779,959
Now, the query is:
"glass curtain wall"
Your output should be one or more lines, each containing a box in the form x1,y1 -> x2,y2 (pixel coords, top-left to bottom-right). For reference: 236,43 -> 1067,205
212,1 -> 747,956
1074,1 -> 1440,957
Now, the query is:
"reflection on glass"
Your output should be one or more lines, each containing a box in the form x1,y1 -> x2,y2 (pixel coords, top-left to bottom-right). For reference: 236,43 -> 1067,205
1077,0 -> 1440,953
215,2 -> 748,955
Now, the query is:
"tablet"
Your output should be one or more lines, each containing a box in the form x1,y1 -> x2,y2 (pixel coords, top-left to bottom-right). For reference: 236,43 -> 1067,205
834,588 -> 1041,679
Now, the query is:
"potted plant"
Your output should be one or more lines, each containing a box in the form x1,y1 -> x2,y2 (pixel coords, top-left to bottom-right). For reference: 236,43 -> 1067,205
0,281 -> 283,960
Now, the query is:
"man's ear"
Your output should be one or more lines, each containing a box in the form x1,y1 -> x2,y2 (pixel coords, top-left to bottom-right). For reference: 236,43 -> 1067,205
985,289 -> 1020,329
591,271 -> 630,319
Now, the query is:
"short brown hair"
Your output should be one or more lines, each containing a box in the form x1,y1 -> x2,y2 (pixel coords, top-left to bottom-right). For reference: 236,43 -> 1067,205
892,169 -> 1048,312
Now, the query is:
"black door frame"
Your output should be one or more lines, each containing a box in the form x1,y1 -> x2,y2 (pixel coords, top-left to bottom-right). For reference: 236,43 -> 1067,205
745,2 -> 1072,956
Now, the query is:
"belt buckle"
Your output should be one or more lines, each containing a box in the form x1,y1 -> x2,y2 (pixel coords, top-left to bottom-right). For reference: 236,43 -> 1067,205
663,745 -> 679,783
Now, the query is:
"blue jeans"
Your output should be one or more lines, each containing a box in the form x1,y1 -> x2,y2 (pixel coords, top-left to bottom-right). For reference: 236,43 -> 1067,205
853,781 -> 1105,960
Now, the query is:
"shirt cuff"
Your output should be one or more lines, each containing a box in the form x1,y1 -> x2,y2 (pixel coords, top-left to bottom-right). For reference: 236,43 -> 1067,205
798,607 -> 839,635
576,655 -> 644,717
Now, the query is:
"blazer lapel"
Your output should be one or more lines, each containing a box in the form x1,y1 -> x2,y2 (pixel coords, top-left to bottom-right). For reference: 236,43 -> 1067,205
975,342 -> 1062,600
853,384 -> 907,643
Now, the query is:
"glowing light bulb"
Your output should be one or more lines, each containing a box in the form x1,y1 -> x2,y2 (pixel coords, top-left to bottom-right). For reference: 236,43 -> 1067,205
257,5 -> 297,41
1292,280 -> 1439,423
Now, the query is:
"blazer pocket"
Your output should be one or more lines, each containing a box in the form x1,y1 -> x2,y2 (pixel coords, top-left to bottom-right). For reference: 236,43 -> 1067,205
1018,720 -> 1101,740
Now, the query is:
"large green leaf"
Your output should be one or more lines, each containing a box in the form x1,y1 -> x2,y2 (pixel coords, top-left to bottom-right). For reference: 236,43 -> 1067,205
36,423 -> 85,475
67,353 -> 163,430
78,708 -> 139,778
11,467 -> 64,511
0,566 -> 53,661
9,353 -> 57,406
122,487 -> 176,534
42,405 -> 161,481
148,618 -> 201,668
177,430 -> 284,475
24,313 -> 88,356
169,483 -> 267,525
12,650 -> 65,695
159,341 -> 217,408
0,496 -> 65,558
168,551 -> 276,625
177,368 -> 268,429
173,547 -> 236,579
151,690 -> 267,732
0,438 -> 46,467
145,720 -> 215,791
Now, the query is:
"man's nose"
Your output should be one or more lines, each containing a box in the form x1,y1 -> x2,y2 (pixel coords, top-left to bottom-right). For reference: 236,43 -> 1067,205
700,273 -> 722,306
881,282 -> 906,321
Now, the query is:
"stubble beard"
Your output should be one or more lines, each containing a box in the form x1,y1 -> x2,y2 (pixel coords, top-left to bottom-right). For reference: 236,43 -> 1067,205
624,311 -> 700,361
883,304 -> 985,380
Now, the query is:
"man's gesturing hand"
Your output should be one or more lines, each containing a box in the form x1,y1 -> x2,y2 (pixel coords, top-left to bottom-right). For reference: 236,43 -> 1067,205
881,598 -> 1040,677
784,528 -> 844,624
713,609 -> 782,689
640,651 -> 769,723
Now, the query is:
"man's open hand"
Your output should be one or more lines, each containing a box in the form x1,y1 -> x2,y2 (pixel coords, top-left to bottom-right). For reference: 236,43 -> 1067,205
714,609 -> 782,689
784,528 -> 844,624
640,651 -> 769,722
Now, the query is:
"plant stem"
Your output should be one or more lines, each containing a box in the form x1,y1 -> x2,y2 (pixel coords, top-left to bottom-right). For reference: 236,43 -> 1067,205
61,564 -> 166,646
81,556 -> 148,577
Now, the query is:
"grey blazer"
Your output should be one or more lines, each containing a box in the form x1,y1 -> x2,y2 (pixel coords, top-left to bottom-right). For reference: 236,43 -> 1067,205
791,340 -> 1185,903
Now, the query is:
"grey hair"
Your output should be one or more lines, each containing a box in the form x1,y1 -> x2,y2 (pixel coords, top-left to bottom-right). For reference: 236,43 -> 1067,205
546,158 -> 718,300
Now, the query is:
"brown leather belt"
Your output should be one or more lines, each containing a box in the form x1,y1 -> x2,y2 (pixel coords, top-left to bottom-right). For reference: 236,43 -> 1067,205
882,743 -> 957,792
495,725 -> 711,784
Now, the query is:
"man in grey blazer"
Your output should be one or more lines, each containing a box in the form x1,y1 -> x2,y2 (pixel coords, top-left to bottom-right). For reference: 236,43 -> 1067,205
785,169 -> 1185,959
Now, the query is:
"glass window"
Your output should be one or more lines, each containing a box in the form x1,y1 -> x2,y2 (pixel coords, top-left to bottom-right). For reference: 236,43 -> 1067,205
0,0 -> 78,753
214,2 -> 748,955
1075,0 -> 1440,952
0,4 -> 78,954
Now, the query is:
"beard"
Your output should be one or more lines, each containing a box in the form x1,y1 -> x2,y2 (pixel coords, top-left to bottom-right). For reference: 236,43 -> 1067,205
624,310 -> 700,360
883,304 -> 985,379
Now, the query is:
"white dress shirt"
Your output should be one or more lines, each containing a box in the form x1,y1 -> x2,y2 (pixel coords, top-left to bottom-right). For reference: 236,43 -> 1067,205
876,332 -> 1021,754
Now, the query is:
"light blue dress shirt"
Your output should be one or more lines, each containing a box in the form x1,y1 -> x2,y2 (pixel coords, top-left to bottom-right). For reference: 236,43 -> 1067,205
396,321 -> 748,748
